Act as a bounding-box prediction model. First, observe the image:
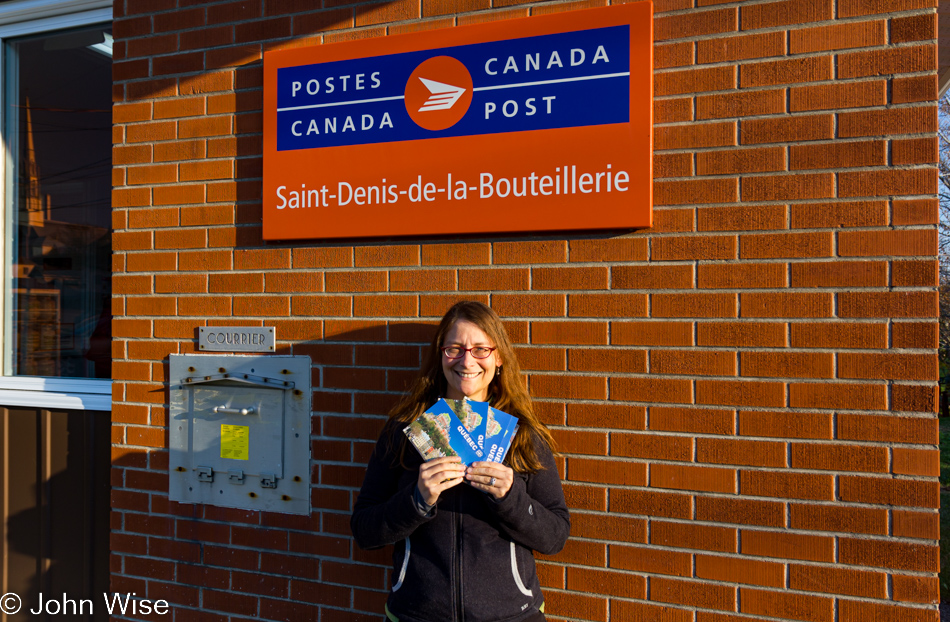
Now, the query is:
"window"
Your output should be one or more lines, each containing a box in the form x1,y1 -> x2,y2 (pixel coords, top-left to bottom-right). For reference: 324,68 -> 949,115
0,1 -> 112,408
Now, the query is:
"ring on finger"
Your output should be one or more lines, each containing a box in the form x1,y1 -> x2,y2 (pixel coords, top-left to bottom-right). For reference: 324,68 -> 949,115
489,476 -> 496,487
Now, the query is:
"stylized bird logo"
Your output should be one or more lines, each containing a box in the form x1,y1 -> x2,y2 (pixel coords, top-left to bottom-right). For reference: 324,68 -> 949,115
417,77 -> 467,112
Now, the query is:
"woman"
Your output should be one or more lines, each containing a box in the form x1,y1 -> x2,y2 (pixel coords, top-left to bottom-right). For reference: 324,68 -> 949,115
351,301 -> 570,622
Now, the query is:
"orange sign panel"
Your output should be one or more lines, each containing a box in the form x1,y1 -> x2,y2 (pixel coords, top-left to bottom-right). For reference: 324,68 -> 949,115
262,2 -> 653,240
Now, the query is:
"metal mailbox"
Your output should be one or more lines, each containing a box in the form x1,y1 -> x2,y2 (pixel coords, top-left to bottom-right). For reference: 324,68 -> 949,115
168,354 -> 311,515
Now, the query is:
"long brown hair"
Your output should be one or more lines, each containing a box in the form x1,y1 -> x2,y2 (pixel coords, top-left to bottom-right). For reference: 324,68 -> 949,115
389,300 -> 556,473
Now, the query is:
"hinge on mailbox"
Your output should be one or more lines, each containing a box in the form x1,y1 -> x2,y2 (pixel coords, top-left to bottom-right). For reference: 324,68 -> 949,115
228,469 -> 245,484
260,473 -> 277,489
197,466 -> 214,483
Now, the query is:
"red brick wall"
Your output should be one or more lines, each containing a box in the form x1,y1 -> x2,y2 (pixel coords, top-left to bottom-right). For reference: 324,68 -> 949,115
111,0 -> 941,620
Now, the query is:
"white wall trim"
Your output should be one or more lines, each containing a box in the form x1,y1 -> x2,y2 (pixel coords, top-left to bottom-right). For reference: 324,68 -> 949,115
0,388 -> 110,411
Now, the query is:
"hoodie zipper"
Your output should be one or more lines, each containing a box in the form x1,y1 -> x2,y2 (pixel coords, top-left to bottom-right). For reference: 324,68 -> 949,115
456,492 -> 464,622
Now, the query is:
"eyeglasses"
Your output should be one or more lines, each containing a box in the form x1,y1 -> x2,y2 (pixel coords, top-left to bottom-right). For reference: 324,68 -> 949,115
441,346 -> 496,359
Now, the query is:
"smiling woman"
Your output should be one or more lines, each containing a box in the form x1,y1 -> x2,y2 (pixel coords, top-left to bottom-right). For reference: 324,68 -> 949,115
350,300 -> 569,622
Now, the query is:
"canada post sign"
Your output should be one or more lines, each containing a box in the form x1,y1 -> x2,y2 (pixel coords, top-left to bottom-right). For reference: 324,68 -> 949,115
263,2 -> 652,240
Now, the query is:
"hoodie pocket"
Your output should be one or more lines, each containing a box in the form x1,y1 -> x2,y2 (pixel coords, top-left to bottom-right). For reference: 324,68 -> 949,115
509,541 -> 533,597
392,538 -> 410,591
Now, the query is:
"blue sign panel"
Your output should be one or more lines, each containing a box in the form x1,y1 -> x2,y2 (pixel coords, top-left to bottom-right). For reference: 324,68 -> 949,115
275,25 -> 630,151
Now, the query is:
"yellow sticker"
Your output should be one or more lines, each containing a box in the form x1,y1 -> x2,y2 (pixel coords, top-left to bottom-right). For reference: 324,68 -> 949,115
221,424 -> 249,460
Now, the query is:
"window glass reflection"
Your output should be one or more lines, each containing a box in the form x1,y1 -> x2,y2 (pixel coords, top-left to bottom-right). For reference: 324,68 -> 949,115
6,26 -> 112,378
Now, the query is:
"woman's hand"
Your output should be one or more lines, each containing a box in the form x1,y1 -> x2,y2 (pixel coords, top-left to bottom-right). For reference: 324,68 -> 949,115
417,457 -> 466,506
465,461 -> 514,499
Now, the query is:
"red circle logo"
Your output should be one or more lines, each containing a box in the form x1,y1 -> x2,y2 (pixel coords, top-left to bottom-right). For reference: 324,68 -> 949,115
404,56 -> 473,131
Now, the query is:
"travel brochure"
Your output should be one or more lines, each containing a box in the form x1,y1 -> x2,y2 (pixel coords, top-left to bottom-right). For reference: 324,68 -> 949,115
404,398 -> 519,466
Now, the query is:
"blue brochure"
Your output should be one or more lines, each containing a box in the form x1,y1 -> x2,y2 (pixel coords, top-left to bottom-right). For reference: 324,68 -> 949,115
483,405 -> 519,463
404,398 -> 485,465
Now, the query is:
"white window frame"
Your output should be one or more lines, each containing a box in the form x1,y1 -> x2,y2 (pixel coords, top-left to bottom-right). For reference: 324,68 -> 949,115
0,0 -> 112,411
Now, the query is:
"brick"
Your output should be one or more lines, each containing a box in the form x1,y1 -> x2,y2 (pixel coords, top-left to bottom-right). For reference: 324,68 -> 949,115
612,321 -> 693,346
742,231 -> 832,259
653,293 -> 737,318
893,509 -> 939,539
790,19 -> 886,53
741,529 -> 835,562
840,537 -> 938,572
839,45 -> 936,79
696,89 -> 786,119
892,448 -> 939,477
893,12 -> 937,43
839,291 -> 937,318
532,375 -> 607,400
789,564 -> 886,598
790,140 -> 886,170
655,122 -> 736,149
893,75 -> 937,104
892,322 -> 938,348
568,458 -> 646,486
696,147 -> 785,175
791,502 -> 887,535
840,229 -> 936,258
840,599 -> 938,622
655,8 -> 737,41
569,294 -> 647,318
650,406 -> 734,435
742,470 -> 833,500
894,199 -> 938,225
421,242 -> 489,266
610,433 -> 691,461
570,348 -> 645,375
493,294 -> 564,318
740,55 -> 832,88
697,205 -> 786,232
741,293 -> 832,318
893,574 -> 939,604
652,350 -> 736,376
567,403 -> 646,430
739,410 -> 832,439
695,496 -> 785,527
742,114 -> 833,144
697,321 -> 786,347
893,137 -> 938,165
743,174 -> 834,202
655,41 -> 694,69
459,268 -> 528,291
494,240 -> 566,264
571,512 -> 647,543
354,245 -> 419,267
838,352 -> 937,381
838,413 -> 937,444
655,178 -> 738,205
531,321 -> 607,345
790,261 -> 887,287
741,351 -> 833,379
655,66 -> 736,96
650,520 -> 737,552
565,566 -> 645,599
533,266 -> 607,290
653,236 -> 736,261
696,554 -> 784,587
654,97 -> 693,123
789,322 -> 887,349
613,265 -> 693,289
651,576 -> 736,611
654,152 -> 693,178
610,543 -> 691,576
839,476 -> 938,509
741,0 -> 832,29
790,382 -> 887,410
696,379 -> 784,408
840,168 -> 936,198
839,106 -> 936,138
570,238 -> 647,262
892,384 -> 938,413
696,31 -> 785,63
611,377 -> 692,404
741,587 -> 833,622
697,437 -> 785,467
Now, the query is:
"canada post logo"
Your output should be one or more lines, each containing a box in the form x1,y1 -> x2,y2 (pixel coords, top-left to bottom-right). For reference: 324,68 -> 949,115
275,25 -> 630,150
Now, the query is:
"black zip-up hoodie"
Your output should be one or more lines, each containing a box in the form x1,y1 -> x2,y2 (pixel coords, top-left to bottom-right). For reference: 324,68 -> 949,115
351,423 -> 571,622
